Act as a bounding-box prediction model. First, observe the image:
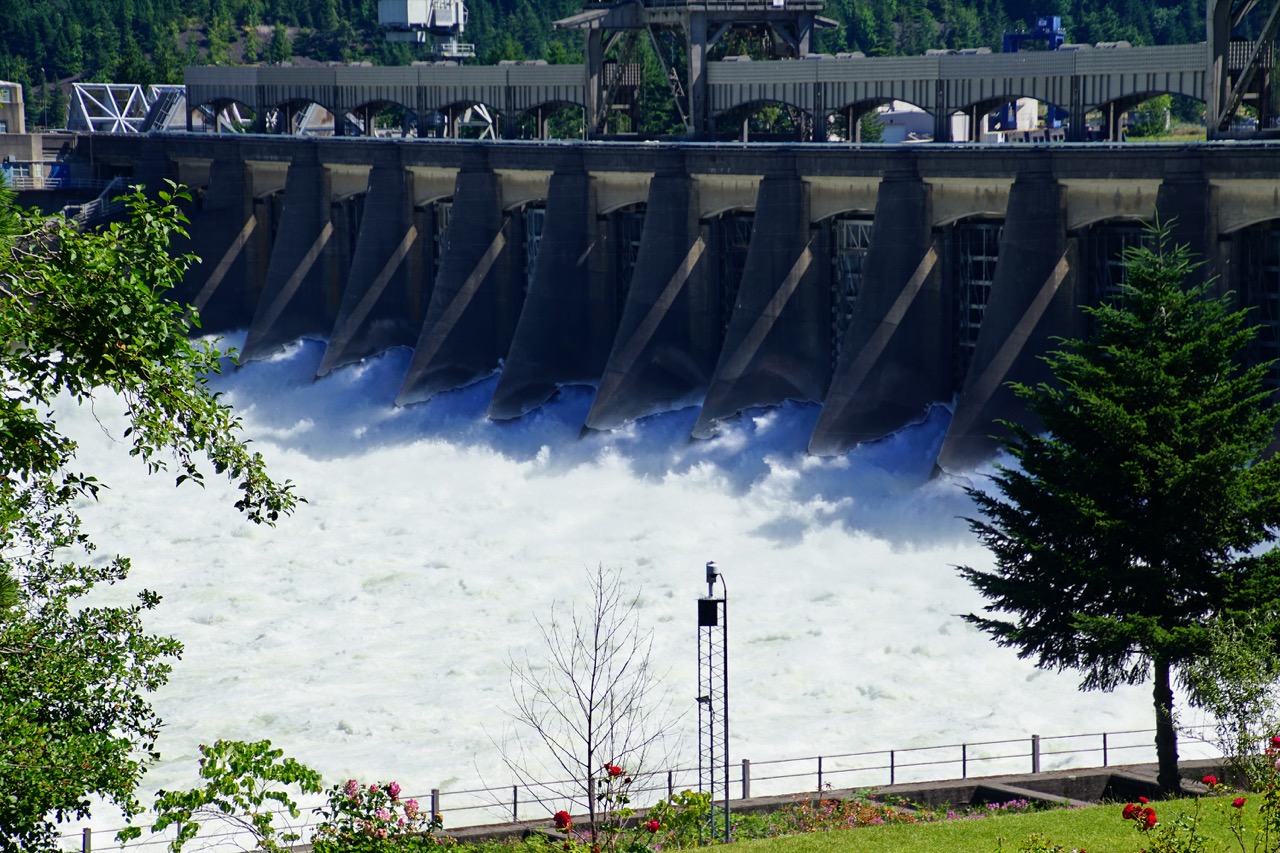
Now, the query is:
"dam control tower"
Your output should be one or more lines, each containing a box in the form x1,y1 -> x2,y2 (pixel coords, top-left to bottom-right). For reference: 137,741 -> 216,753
378,0 -> 475,60
555,0 -> 833,139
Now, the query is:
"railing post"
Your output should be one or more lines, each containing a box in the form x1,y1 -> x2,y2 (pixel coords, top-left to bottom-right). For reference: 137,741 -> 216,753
431,788 -> 441,821
667,770 -> 674,799
962,743 -> 968,779
817,755 -> 823,793
1102,733 -> 1109,767
82,828 -> 92,853
890,750 -> 896,786
513,785 -> 519,822
1031,734 -> 1041,774
742,759 -> 751,800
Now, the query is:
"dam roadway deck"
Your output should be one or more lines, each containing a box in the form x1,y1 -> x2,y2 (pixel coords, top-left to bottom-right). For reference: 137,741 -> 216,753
75,134 -> 1280,470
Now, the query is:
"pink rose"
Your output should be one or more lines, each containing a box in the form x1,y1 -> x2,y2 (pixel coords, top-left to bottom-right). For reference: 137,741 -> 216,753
344,779 -> 360,798
405,799 -> 420,818
388,781 -> 401,801
376,808 -> 391,822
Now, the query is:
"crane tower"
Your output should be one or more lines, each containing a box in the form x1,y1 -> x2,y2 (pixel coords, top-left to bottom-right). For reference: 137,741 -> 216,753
378,0 -> 475,60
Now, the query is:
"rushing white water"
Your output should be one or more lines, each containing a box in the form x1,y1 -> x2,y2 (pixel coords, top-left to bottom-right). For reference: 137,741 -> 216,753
59,332 -> 1176,840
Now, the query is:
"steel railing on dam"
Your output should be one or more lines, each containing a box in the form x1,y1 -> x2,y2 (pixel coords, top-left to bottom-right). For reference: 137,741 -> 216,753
183,42 -> 1207,142
57,725 -> 1221,853
61,133 -> 1280,471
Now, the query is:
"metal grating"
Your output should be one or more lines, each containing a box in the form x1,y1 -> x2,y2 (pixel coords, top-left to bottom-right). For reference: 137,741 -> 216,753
715,212 -> 754,336
953,220 -> 1003,386
1240,223 -> 1280,390
523,206 -> 546,293
830,216 -> 873,367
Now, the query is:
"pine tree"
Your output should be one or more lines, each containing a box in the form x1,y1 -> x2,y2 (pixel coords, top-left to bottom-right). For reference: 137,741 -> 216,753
960,223 -> 1280,794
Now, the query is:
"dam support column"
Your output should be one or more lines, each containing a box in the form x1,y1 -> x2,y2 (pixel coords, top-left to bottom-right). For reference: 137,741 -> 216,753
1156,152 -> 1222,290
809,154 -> 945,456
586,155 -> 716,430
242,146 -> 361,361
489,153 -> 612,419
175,153 -> 273,335
319,149 -> 427,377
937,154 -> 1079,473
693,167 -> 828,438
398,149 -> 520,405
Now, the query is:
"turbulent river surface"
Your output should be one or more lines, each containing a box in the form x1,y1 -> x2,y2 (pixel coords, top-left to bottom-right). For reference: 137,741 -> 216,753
61,332 -> 1183,840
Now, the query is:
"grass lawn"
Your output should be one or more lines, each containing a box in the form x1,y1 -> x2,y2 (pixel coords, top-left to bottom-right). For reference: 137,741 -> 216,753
731,796 -> 1255,853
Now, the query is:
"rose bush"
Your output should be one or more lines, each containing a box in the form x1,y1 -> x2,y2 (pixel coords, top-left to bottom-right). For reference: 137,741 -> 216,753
312,779 -> 447,853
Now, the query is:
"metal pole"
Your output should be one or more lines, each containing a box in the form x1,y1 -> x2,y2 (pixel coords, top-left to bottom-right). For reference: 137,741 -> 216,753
962,743 -> 968,779
889,750 -> 895,785
512,785 -> 518,822
1031,735 -> 1041,774
721,587 -> 728,843
1102,733 -> 1109,767
817,755 -> 823,792
742,759 -> 750,799
82,828 -> 91,853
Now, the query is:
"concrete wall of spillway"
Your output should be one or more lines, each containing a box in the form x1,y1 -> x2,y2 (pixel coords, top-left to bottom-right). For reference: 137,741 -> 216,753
76,134 -> 1280,471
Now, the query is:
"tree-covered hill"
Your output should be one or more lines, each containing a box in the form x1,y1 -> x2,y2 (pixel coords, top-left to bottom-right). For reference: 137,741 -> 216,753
0,0 -> 1206,127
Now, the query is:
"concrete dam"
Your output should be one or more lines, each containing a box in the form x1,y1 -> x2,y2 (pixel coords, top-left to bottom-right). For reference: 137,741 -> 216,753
81,134 -> 1280,471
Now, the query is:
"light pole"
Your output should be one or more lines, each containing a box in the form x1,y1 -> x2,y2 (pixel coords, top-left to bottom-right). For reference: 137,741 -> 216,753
697,561 -> 728,844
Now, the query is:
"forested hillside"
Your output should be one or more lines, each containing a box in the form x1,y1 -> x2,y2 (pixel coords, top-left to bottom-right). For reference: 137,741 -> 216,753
0,0 -> 1206,127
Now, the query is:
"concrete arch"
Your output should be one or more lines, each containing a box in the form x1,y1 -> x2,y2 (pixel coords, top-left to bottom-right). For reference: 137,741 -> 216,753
928,181 -> 1012,226
713,98 -> 813,142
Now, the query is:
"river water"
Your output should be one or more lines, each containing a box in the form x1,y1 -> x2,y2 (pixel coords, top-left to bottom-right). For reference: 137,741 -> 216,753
61,332 -> 1173,840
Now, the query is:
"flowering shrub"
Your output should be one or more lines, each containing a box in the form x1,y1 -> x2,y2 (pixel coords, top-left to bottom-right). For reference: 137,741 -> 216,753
312,779 -> 447,853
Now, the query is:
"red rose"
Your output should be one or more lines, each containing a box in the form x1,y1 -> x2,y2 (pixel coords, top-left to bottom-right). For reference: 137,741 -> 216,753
1138,796 -> 1149,805
1122,803 -> 1139,821
1142,807 -> 1157,829
606,765 -> 623,778
553,810 -> 573,831
1272,735 -> 1280,749
645,820 -> 661,833
1233,797 -> 1247,809
1202,775 -> 1218,787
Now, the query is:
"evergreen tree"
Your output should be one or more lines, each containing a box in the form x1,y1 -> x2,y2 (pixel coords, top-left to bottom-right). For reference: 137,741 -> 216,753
267,22 -> 292,63
960,224 -> 1280,795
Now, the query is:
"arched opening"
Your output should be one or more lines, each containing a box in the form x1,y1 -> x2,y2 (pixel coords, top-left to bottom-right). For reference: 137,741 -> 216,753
515,102 -> 586,140
825,98 -> 895,143
713,100 -> 812,142
190,98 -> 257,133
950,96 -> 1070,143
867,99 -> 937,144
430,100 -> 503,139
262,98 -> 341,135
348,100 -> 419,138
